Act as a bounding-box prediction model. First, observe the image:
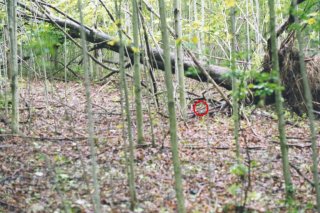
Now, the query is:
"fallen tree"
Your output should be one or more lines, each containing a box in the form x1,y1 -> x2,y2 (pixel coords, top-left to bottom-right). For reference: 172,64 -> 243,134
264,32 -> 320,115
15,1 -> 232,89
8,0 -> 320,114
262,0 -> 320,114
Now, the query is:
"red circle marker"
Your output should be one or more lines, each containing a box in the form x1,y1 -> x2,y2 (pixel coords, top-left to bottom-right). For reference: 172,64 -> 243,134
193,99 -> 209,117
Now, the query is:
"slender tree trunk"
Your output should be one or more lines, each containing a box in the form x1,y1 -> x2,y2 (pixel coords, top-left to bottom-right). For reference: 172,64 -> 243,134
93,0 -> 103,79
183,0 -> 189,20
173,0 -> 187,119
268,0 -> 294,200
254,0 -> 261,55
200,0 -> 205,56
158,0 -> 186,212
138,6 -> 157,146
7,0 -> 19,133
245,0 -> 251,70
4,26 -> 12,80
52,45 -> 59,73
3,26 -> 9,117
77,0 -> 102,212
18,43 -> 22,78
293,0 -> 320,210
37,36 -> 49,106
230,5 -> 240,160
131,0 -> 144,144
193,0 -> 202,57
116,0 -> 137,210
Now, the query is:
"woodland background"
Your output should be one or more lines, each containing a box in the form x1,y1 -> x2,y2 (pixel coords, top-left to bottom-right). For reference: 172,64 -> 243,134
0,0 -> 320,212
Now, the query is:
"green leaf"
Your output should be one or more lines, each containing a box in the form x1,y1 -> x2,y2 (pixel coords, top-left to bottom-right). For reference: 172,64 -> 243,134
230,163 -> 248,177
248,191 -> 262,201
185,67 -> 198,77
227,183 -> 241,196
175,38 -> 183,45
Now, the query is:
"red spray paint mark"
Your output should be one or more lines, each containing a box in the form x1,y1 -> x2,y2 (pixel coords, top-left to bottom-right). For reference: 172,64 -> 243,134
192,99 -> 209,117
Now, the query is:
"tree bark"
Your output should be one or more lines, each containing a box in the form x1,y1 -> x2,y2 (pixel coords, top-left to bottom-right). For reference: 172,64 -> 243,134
174,0 -> 187,119
116,1 -> 137,210
268,0 -> 294,200
158,0 -> 186,212
77,0 -> 102,211
230,5 -> 240,161
7,0 -> 19,133
131,0 -> 144,144
3,26 -> 12,80
293,0 -> 320,210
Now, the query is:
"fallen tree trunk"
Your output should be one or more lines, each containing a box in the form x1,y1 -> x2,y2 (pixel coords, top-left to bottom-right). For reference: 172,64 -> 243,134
16,1 -> 231,89
13,1 -> 319,115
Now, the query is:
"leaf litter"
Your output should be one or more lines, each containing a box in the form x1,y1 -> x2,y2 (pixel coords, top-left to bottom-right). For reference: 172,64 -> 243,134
0,81 -> 319,212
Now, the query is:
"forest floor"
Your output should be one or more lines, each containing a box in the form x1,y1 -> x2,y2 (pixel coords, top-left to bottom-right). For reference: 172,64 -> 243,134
0,80 -> 319,213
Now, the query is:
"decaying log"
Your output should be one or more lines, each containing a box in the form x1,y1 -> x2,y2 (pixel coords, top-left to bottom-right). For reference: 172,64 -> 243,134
16,1 -> 231,89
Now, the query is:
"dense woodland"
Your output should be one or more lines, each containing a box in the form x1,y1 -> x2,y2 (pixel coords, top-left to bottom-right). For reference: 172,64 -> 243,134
0,0 -> 319,212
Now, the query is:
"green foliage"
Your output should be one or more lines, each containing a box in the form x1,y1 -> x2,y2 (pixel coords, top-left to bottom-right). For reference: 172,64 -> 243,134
54,168 -> 77,193
0,96 -> 6,108
248,71 -> 284,97
22,23 -> 64,56
35,153 -> 46,163
230,163 -> 248,177
185,67 -> 198,77
250,160 -> 258,168
305,202 -> 316,211
0,6 -> 6,26
222,69 -> 251,100
277,197 -> 301,212
54,155 -> 71,165
247,191 -> 262,201
0,89 -> 11,109
289,2 -> 320,48
283,109 -> 306,126
227,183 -> 241,196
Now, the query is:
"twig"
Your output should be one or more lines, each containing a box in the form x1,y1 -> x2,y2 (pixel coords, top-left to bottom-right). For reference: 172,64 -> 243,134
182,145 -> 265,150
0,134 -> 87,142
289,162 -> 314,186
98,0 -> 131,39
270,140 -> 315,148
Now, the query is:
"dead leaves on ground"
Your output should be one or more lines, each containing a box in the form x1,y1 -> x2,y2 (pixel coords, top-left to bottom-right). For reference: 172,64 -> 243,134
0,81 -> 319,212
